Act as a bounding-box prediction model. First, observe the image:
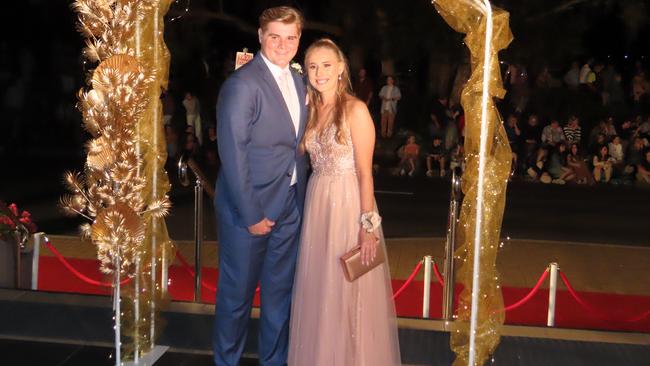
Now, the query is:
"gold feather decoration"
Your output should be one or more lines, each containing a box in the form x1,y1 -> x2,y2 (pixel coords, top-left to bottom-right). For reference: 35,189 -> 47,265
68,0 -> 175,360
63,0 -> 168,276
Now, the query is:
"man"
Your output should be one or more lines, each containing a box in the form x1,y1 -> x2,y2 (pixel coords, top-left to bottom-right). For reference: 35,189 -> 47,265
353,68 -> 373,107
213,6 -> 308,366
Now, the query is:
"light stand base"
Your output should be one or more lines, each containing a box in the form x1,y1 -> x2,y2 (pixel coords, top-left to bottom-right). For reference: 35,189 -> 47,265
122,345 -> 169,366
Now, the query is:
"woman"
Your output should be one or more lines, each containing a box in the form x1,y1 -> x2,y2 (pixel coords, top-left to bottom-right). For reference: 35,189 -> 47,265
593,144 -> 614,183
547,143 -> 575,184
567,143 -> 595,185
288,39 -> 401,365
526,145 -> 552,183
378,75 -> 401,138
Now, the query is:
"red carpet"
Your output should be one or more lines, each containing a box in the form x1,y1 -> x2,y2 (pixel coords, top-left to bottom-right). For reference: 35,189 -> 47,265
37,256 -> 650,333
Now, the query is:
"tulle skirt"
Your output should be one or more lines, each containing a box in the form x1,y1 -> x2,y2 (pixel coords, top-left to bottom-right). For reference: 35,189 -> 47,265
288,173 -> 401,365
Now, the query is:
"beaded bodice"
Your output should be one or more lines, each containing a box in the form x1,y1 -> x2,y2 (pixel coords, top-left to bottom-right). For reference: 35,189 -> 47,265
305,121 -> 356,176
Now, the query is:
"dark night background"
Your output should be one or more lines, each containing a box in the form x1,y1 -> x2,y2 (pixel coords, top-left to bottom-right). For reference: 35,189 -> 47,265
1,0 -> 648,156
1,0 -> 649,241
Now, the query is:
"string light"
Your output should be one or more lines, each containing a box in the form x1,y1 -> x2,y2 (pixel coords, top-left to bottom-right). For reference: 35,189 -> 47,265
169,0 -> 190,22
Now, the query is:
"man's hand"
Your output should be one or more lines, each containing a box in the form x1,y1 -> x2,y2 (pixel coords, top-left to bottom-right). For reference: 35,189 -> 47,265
248,218 -> 275,236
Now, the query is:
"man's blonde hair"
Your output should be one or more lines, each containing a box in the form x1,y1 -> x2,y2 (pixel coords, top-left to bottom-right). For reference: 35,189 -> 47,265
259,6 -> 304,33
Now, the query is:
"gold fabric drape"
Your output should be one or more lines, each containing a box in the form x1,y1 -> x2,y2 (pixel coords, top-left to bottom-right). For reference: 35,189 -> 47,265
123,0 -> 175,358
432,1 -> 513,365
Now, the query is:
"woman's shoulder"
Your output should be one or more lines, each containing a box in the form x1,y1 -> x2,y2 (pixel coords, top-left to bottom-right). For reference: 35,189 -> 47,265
344,95 -> 369,116
343,95 -> 373,130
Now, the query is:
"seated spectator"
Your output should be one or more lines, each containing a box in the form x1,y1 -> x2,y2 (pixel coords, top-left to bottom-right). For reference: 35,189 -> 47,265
592,145 -> 614,183
636,148 -> 650,185
626,137 -> 648,176
526,146 -> 552,183
547,143 -> 574,184
182,131 -> 201,159
562,115 -> 582,145
638,115 -> 650,140
541,119 -> 565,146
444,110 -> 460,151
618,119 -> 635,150
504,114 -> 521,171
603,116 -> 618,140
425,136 -> 447,177
521,114 -> 542,171
608,135 -> 625,171
567,143 -> 595,185
589,133 -> 607,156
162,90 -> 175,127
449,143 -> 465,174
165,125 -> 179,162
397,135 -> 420,177
203,125 -> 220,182
588,119 -> 608,148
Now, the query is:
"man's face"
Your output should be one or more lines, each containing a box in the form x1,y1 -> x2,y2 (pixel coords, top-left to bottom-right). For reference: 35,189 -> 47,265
259,21 -> 300,68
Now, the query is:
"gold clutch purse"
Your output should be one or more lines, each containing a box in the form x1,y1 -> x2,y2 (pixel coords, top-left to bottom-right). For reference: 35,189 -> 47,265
340,245 -> 386,282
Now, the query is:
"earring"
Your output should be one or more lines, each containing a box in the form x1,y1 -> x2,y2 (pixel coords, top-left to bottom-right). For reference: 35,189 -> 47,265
338,74 -> 342,80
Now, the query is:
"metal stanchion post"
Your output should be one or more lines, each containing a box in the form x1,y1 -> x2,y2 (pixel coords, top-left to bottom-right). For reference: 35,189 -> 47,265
442,167 -> 462,321
193,178 -> 203,303
31,232 -> 44,290
547,262 -> 559,327
422,256 -> 432,318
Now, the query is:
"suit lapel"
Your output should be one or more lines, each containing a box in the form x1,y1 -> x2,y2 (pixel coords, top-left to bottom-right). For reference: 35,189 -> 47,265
254,54 -> 298,138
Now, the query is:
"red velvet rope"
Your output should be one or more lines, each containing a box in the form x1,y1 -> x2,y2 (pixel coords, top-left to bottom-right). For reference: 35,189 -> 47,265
392,260 -> 424,300
173,250 -> 261,294
501,269 -> 549,312
432,262 -> 445,287
44,239 -> 131,287
174,250 -> 218,292
560,271 -> 650,323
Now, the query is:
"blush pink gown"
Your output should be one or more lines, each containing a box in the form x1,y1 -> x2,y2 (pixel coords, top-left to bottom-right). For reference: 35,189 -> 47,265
288,121 -> 401,365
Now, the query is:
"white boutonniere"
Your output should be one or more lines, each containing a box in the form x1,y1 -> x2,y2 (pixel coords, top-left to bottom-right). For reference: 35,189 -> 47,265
290,61 -> 303,75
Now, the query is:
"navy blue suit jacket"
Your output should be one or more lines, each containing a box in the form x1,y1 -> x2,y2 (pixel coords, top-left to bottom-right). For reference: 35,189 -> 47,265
215,53 -> 308,228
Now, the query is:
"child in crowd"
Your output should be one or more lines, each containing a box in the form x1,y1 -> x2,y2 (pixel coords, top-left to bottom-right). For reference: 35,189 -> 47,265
426,136 -> 447,177
449,143 -> 465,174
398,135 -> 420,177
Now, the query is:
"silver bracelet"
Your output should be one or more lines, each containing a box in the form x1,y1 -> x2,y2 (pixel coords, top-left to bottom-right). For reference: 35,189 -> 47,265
360,211 -> 382,233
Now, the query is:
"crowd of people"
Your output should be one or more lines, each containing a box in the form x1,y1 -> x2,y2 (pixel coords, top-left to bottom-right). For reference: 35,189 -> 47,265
381,58 -> 650,187
158,55 -> 650,189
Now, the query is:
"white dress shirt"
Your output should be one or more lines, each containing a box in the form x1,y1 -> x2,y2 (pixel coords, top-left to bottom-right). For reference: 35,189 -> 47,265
260,53 -> 300,185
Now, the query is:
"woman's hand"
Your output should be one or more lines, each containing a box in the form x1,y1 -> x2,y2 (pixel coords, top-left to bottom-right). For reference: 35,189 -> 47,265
358,229 -> 378,266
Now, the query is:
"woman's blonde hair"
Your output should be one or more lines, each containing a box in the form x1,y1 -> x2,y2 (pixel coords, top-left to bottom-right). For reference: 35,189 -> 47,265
259,6 -> 304,33
302,38 -> 353,148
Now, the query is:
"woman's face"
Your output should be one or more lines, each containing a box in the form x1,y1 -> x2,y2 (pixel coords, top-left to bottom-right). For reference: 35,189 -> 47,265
407,136 -> 416,144
571,144 -> 578,154
387,76 -> 394,86
559,144 -> 566,153
306,46 -> 343,95
600,145 -> 608,156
